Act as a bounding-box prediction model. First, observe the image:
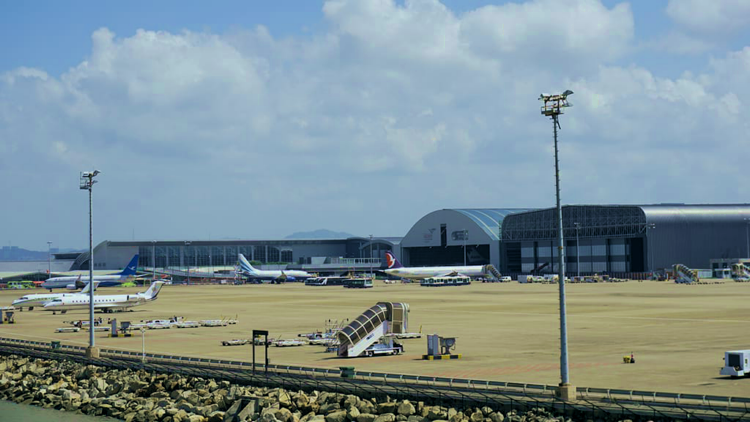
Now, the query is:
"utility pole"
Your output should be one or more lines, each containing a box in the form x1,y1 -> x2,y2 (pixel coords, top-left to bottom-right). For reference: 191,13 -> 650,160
573,223 -> 580,280
539,90 -> 574,400
369,234 -> 373,279
151,240 -> 156,284
47,241 -> 52,281
184,241 -> 191,285
463,229 -> 468,266
80,170 -> 101,359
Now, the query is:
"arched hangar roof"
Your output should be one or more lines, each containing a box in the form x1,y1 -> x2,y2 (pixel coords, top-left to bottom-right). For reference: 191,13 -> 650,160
401,208 -> 532,248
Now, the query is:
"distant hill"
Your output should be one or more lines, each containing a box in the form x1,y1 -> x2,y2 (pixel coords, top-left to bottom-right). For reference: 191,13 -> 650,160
285,229 -> 356,239
0,247 -> 84,261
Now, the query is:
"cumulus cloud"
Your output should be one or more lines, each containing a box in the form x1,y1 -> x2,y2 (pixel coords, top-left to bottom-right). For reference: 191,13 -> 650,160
666,0 -> 750,35
0,0 -> 747,249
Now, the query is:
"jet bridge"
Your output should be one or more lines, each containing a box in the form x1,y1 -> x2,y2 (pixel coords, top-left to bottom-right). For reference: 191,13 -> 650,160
337,302 -> 409,358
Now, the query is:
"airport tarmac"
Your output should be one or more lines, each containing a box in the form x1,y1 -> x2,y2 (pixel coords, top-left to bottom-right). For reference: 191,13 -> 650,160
0,280 -> 748,397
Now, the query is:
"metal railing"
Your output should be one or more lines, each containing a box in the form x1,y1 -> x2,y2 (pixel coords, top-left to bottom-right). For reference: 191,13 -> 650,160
0,336 -> 748,421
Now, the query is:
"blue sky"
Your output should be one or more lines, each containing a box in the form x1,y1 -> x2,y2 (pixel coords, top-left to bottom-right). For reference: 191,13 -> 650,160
1,0 -> 749,250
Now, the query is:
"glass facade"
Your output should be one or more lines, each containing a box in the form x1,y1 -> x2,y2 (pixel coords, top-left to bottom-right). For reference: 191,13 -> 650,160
226,246 -> 237,265
516,237 -> 633,275
168,247 -> 180,267
267,247 -> 280,263
211,246 -> 224,266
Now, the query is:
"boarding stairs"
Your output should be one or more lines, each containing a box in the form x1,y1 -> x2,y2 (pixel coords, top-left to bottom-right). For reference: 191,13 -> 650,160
484,265 -> 502,280
337,302 -> 408,358
673,264 -> 700,284
732,263 -> 750,281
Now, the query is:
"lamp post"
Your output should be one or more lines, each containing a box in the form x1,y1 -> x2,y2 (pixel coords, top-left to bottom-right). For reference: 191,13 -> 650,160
463,229 -> 468,266
151,240 -> 156,284
79,170 -> 101,359
184,241 -> 191,285
47,241 -> 52,281
369,234 -> 373,279
539,90 -> 574,399
647,223 -> 656,277
573,223 -> 580,280
140,328 -> 146,363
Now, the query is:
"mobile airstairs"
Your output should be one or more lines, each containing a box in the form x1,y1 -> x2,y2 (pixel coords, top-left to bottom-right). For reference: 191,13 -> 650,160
673,264 -> 700,284
337,302 -> 409,358
731,263 -> 750,281
484,265 -> 502,280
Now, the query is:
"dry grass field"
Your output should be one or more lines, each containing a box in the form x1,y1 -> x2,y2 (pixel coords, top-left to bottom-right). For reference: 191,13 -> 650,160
0,280 -> 748,397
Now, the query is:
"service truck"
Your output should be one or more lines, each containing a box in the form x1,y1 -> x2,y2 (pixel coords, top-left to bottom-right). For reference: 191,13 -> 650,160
720,350 -> 750,377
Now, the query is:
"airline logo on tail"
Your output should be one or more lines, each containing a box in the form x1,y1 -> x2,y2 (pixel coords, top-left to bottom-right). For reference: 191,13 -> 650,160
238,254 -> 258,275
120,255 -> 139,276
144,281 -> 165,300
385,252 -> 403,269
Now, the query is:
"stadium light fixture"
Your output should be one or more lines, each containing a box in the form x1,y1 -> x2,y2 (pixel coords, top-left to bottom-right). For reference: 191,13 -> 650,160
80,170 -> 101,359
538,90 -> 574,400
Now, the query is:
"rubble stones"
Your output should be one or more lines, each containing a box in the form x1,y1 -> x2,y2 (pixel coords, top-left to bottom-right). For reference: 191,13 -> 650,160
0,355 -> 614,422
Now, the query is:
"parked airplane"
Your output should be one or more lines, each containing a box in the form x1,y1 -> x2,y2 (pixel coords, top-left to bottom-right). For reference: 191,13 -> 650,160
237,254 -> 312,283
383,251 -> 487,280
43,281 -> 164,314
42,255 -> 140,290
12,281 -> 98,311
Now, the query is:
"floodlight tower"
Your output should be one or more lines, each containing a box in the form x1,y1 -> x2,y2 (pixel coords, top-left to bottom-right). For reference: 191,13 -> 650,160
79,170 -> 101,359
539,90 -> 574,400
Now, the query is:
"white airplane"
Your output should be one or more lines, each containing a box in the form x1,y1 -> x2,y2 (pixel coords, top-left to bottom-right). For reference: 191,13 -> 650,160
43,281 -> 164,314
12,281 -> 99,311
237,254 -> 312,283
42,255 -> 140,290
383,251 -> 487,280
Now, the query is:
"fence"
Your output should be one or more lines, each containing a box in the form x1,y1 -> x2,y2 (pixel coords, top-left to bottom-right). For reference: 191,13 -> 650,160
0,337 -> 747,421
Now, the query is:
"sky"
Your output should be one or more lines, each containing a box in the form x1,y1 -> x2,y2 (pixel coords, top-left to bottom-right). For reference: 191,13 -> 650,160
1,0 -> 749,251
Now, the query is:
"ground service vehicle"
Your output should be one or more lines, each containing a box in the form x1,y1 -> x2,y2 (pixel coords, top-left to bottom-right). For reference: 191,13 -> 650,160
720,350 -> 750,377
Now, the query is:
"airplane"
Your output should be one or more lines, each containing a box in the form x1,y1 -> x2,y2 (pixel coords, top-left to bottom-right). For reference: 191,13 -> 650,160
383,251 -> 487,280
12,281 -> 99,311
237,254 -> 312,283
42,255 -> 140,291
43,281 -> 165,314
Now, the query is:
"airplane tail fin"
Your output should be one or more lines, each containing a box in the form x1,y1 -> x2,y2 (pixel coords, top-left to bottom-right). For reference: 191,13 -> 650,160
385,251 -> 403,269
119,255 -> 139,276
238,254 -> 257,274
144,281 -> 165,300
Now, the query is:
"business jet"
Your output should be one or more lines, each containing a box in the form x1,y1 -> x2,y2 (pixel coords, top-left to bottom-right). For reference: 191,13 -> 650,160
237,254 -> 312,283
382,251 -> 487,280
42,255 -> 140,290
12,281 -> 99,311
43,281 -> 164,314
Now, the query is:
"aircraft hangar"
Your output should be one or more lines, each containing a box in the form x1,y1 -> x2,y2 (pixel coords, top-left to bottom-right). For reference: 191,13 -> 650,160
398,209 -> 532,270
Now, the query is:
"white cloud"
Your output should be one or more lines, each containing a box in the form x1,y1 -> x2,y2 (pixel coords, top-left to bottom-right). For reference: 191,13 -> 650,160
666,0 -> 750,35
0,0 -> 748,249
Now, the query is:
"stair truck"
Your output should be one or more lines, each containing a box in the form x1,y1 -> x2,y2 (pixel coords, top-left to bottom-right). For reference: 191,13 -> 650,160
720,350 -> 750,377
731,263 -> 750,282
337,302 -> 408,358
673,264 -> 700,284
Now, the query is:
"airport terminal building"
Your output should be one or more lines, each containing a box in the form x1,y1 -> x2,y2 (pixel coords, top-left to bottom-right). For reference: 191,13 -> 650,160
71,237 -> 401,276
22,203 -> 749,280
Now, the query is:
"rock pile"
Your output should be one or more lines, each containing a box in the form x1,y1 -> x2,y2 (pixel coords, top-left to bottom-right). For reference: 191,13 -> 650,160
0,355 -> 616,422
